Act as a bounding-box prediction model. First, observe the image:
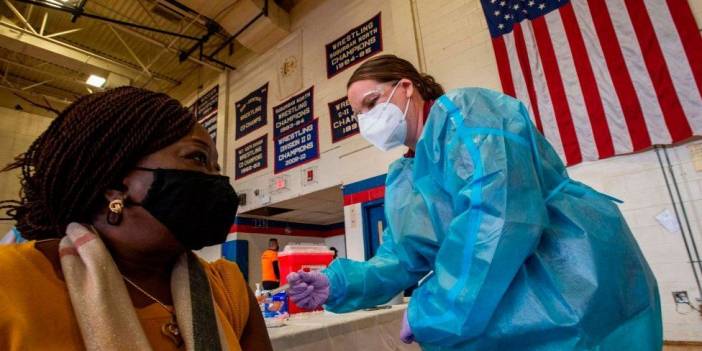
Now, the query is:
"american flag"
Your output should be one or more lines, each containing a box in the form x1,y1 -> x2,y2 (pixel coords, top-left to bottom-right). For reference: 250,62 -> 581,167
481,0 -> 702,165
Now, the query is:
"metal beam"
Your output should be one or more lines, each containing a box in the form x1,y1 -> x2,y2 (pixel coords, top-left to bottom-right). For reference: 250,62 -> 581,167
15,0 -> 229,72
13,92 -> 60,114
111,18 -> 223,72
44,27 -> 83,38
0,80 -> 74,105
42,95 -> 54,111
70,0 -> 87,23
0,20 -> 180,86
0,84 -> 72,105
3,64 -> 15,87
135,0 -> 163,28
14,0 -> 200,40
40,11 -> 47,35
90,0 -> 225,42
179,19 -> 218,63
24,4 -> 33,30
4,0 -> 38,34
108,24 -> 151,76
0,57 -> 101,89
153,0 -> 229,42
22,78 -> 52,90
139,14 -> 203,88
5,71 -> 78,97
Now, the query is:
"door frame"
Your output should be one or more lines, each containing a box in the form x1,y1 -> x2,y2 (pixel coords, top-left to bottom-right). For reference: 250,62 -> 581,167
361,198 -> 385,260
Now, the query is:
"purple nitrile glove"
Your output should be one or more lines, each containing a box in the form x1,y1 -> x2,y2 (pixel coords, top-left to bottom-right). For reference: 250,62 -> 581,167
400,310 -> 414,344
286,270 -> 330,310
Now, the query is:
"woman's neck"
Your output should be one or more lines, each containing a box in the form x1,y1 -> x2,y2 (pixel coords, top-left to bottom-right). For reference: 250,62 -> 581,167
407,97 -> 428,151
34,223 -> 180,307
92,222 -> 182,306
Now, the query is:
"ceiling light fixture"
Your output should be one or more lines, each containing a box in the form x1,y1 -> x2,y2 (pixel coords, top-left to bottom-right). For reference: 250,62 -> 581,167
86,74 -> 106,88
44,0 -> 78,7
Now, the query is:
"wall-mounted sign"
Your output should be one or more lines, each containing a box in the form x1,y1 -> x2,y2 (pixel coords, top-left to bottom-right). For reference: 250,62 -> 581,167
274,119 -> 319,174
235,134 -> 268,180
273,86 -> 314,138
325,13 -> 382,78
269,174 -> 290,194
192,85 -> 219,142
235,83 -> 268,139
328,96 -> 358,143
301,165 -> 318,187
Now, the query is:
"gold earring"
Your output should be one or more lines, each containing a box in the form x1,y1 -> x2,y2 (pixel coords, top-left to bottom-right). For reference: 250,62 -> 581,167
107,199 -> 124,225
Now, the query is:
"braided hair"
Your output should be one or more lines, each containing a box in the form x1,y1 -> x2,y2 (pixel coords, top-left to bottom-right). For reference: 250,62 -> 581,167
0,86 -> 196,240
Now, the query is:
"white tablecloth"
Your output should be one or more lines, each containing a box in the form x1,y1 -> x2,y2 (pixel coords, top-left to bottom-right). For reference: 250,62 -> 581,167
268,303 -> 421,351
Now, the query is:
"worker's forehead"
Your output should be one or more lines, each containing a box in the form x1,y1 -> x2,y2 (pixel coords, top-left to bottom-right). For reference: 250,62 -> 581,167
347,80 -> 382,110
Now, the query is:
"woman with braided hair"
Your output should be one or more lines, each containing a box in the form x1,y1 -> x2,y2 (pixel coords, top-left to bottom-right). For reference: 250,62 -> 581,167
0,87 -> 272,351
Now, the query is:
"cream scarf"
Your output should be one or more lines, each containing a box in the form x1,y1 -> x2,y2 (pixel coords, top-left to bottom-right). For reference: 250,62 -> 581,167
58,223 -> 230,350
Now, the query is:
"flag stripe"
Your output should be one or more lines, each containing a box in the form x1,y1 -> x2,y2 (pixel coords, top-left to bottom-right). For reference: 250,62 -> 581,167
666,0 -> 702,100
513,24 -> 544,132
519,23 -> 567,159
546,10 -> 598,161
559,3 -> 615,159
504,33 -> 534,121
571,0 -> 633,155
646,0 -> 702,135
607,0 -> 671,144
587,0 -> 651,150
532,17 -> 582,164
623,0 -> 692,141
492,36 -> 517,98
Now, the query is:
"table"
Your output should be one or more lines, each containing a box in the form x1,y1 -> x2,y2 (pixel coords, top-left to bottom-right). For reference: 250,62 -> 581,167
268,303 -> 421,351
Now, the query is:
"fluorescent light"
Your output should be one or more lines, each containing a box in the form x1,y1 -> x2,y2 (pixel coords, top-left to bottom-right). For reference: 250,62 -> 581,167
45,0 -> 77,6
86,74 -> 106,88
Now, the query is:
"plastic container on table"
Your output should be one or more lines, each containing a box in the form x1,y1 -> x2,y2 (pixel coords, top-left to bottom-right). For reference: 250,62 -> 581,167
262,291 -> 288,328
278,244 -> 334,314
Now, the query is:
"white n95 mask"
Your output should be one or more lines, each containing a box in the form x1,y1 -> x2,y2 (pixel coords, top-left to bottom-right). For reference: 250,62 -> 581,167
357,83 -> 411,151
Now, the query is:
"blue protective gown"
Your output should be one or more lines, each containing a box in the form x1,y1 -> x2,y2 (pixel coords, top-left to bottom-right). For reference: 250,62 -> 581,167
323,88 -> 662,350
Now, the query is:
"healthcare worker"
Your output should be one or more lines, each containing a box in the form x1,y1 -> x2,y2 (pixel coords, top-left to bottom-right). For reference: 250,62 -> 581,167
287,55 -> 662,350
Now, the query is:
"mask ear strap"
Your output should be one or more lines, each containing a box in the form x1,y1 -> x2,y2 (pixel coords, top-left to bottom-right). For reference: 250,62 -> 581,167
387,81 -> 401,99
403,95 -> 411,116
378,81 -> 403,116
122,167 -> 155,207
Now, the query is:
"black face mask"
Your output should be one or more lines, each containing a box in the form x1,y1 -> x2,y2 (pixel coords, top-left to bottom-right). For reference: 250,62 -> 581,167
131,167 -> 238,250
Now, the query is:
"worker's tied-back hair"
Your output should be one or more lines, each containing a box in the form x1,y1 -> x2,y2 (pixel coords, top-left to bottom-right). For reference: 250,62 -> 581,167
347,54 -> 445,101
0,87 -> 196,240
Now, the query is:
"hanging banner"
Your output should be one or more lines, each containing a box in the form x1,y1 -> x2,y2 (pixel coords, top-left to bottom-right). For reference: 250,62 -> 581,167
192,85 -> 219,142
273,86 -> 314,138
328,96 -> 358,143
235,83 -> 268,139
274,119 -> 319,174
325,13 -> 382,78
235,134 -> 268,180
